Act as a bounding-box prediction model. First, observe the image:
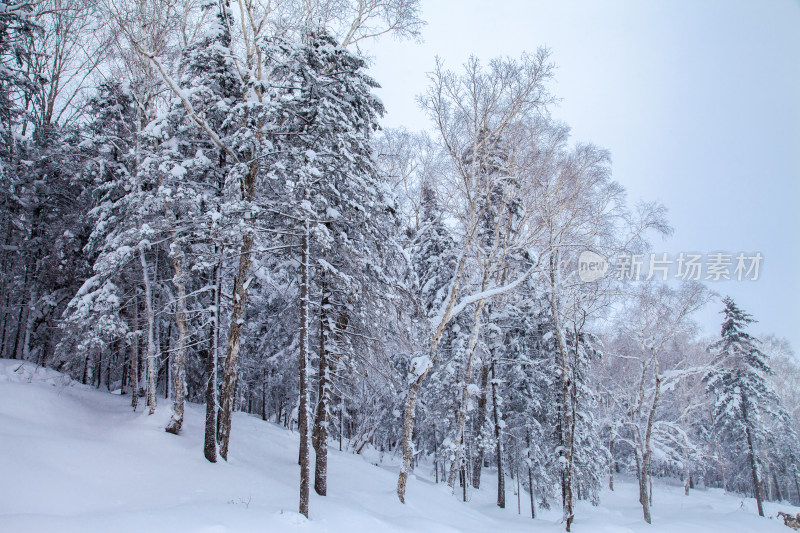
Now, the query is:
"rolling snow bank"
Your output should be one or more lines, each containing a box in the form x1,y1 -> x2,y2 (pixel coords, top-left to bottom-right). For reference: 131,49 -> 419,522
1,358 -> 797,533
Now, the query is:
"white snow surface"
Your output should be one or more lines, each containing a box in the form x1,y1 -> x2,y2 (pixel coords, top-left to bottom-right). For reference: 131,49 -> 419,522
1,359 -> 797,533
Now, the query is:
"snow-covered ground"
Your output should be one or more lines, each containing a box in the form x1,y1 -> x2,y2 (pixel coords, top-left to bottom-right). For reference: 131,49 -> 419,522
1,359 -> 797,533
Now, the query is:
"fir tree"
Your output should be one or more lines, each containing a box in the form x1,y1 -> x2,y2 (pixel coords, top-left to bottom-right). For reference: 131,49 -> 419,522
705,296 -> 778,517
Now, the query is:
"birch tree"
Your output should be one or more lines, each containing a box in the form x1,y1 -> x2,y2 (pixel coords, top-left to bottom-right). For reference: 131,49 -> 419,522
397,51 -> 555,503
611,282 -> 711,523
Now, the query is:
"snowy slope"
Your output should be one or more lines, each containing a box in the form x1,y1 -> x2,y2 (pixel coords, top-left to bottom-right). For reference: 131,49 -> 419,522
0,359 -> 797,533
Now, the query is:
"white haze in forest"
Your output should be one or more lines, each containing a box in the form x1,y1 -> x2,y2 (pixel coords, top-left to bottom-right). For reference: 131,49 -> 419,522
0,0 -> 798,531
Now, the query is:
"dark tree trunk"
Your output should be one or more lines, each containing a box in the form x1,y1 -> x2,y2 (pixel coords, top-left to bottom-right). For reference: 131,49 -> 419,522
472,363 -> 490,490
121,349 -> 128,395
217,233 -> 253,460
204,257 -> 222,463
105,343 -> 113,392
162,322 -> 171,400
130,297 -> 139,410
773,472 -> 783,502
94,351 -> 101,388
609,438 -> 615,491
743,401 -> 764,516
298,222 -> 311,518
218,158 -> 258,460
10,266 -> 28,360
139,247 -> 157,416
339,396 -> 344,452
527,428 -> 536,519
313,278 -> 330,496
262,370 -> 267,421
492,360 -> 505,509
434,423 -> 439,484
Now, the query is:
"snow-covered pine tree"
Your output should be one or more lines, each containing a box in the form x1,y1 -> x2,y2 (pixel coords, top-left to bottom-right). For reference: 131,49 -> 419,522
202,0 -> 279,464
60,68 -> 171,416
55,81 -> 144,389
151,0 -> 240,441
411,179 -> 459,319
704,296 -> 783,517
266,28 -> 390,511
502,289 -> 561,514
0,3 -> 95,369
406,175 -> 461,481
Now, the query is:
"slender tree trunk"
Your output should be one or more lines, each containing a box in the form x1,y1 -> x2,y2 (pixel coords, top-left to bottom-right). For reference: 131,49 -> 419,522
21,284 -> 36,361
684,446 -> 691,496
556,349 -> 573,530
313,277 -> 331,496
339,395 -> 345,451
527,429 -> 536,519
95,351 -> 102,388
638,453 -> 651,522
639,378 -> 660,524
742,401 -> 764,516
550,259 -> 573,531
164,325 -> 171,400
262,370 -> 268,421
217,157 -> 258,460
166,252 -> 188,434
634,357 -> 661,525
448,298 -> 486,489
11,266 -> 29,359
397,247 -> 470,503
609,437 -> 615,491
637,457 -> 649,523
130,296 -> 139,410
217,233 -> 253,460
204,255 -> 222,462
106,344 -> 113,391
715,439 -> 728,492
0,223 -> 11,358
397,371 -> 427,503
0,292 -> 10,359
472,363 -> 490,490
792,463 -> 800,505
492,359 -> 505,509
121,343 -> 128,394
298,221 -> 311,518
773,472 -> 783,502
793,468 -> 800,505
139,247 -> 157,415
433,423 -> 439,484
462,461 -> 467,502
82,353 -> 89,385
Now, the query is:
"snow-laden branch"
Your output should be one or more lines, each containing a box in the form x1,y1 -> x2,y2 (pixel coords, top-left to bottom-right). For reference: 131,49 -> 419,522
446,253 -> 541,322
139,49 -> 239,164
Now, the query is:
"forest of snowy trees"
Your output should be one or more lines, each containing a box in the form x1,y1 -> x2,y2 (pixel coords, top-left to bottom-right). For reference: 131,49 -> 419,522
1,0 -> 799,530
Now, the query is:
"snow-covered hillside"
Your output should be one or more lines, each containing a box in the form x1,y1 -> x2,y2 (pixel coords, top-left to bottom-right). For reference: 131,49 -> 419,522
0,359 -> 796,533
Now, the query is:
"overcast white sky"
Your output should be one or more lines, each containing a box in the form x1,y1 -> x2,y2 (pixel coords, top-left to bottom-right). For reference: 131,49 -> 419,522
362,0 -> 800,351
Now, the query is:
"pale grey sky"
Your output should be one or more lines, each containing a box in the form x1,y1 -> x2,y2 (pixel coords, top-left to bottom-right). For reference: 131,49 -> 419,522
363,0 -> 800,351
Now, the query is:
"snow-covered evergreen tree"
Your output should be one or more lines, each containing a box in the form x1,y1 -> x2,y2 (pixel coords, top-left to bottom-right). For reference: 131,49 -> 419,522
705,296 -> 780,516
